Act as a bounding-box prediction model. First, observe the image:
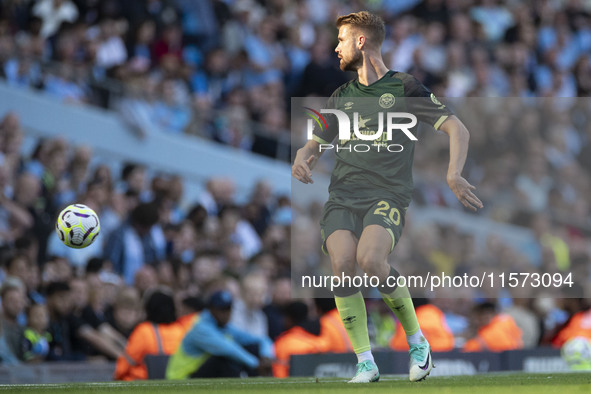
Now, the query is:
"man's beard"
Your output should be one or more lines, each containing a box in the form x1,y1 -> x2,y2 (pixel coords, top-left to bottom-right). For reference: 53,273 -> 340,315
340,50 -> 362,71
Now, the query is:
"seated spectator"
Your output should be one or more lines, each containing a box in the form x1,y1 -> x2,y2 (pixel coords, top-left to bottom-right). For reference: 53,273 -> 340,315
152,79 -> 191,134
166,290 -> 274,379
46,281 -> 122,361
263,276 -> 291,341
43,63 -> 87,104
133,265 -> 159,297
80,279 -> 109,330
197,178 -> 235,217
218,205 -> 262,260
0,181 -> 33,246
46,281 -> 82,361
390,298 -> 454,352
314,297 -> 352,353
114,289 -> 184,381
116,163 -> 147,199
0,279 -> 27,362
68,277 -> 89,316
152,24 -> 183,65
127,19 -> 156,72
505,296 -> 541,349
3,42 -> 42,88
273,301 -> 329,378
230,272 -> 269,338
0,329 -> 19,365
21,303 -> 52,363
103,202 -> 166,285
3,254 -> 32,298
191,250 -> 224,290
9,173 -> 42,255
463,302 -> 523,352
93,19 -> 128,69
104,286 -> 142,339
41,256 -> 73,288
78,278 -> 128,359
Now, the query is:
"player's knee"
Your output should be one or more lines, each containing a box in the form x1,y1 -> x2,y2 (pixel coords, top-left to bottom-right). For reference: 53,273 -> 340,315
356,250 -> 385,276
330,256 -> 356,276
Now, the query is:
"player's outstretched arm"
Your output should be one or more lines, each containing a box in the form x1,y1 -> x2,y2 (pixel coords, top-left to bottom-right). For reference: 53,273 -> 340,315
438,115 -> 484,212
292,139 -> 322,184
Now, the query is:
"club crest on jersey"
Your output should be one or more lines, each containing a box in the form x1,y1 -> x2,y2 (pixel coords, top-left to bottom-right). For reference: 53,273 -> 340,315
379,93 -> 395,108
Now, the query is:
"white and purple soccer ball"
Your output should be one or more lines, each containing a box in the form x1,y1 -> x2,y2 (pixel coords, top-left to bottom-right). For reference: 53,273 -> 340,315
55,204 -> 101,249
561,337 -> 591,371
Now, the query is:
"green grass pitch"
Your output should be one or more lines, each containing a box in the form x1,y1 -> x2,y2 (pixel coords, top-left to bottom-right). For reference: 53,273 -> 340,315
0,373 -> 589,394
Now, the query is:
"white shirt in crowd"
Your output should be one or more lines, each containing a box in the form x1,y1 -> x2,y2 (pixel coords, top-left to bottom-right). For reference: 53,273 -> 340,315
33,0 -> 79,38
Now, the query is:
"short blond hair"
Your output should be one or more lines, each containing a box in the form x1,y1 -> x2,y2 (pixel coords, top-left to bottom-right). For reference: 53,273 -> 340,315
336,11 -> 386,46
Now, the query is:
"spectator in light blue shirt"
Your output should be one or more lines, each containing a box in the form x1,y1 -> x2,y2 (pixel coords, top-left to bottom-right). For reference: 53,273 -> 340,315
166,290 -> 274,379
103,202 -> 166,285
152,79 -> 191,134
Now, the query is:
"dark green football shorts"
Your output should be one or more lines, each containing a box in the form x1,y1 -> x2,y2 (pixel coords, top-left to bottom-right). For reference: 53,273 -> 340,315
320,194 -> 406,255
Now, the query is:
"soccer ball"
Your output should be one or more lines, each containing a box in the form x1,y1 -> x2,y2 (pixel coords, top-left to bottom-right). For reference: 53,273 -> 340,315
561,337 -> 591,371
55,204 -> 100,249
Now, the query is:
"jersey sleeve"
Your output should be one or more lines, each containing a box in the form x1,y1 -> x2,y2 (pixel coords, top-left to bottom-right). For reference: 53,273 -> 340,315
403,76 -> 453,130
311,91 -> 340,144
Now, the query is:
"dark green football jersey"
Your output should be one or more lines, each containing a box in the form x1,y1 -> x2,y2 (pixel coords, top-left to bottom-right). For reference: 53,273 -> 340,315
312,70 -> 452,208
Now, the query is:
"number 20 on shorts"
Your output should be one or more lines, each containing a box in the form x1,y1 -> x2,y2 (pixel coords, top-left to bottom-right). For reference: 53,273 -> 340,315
373,201 -> 400,225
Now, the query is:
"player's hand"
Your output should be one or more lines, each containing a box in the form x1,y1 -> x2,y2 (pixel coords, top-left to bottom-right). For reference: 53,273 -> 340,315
447,174 -> 483,211
292,155 -> 316,184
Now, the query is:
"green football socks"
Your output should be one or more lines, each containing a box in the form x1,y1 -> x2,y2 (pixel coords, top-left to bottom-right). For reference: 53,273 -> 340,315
380,280 -> 420,337
380,286 -> 419,337
334,292 -> 371,354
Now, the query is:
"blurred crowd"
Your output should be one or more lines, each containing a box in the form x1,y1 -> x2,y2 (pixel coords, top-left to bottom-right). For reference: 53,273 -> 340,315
0,0 -> 590,378
0,110 -> 296,369
1,0 -> 591,161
